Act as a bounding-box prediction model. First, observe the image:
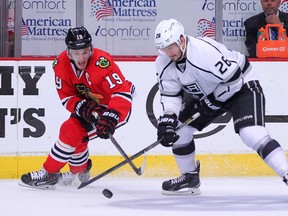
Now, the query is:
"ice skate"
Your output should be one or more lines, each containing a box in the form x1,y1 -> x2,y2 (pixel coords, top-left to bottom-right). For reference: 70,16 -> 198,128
58,172 -> 76,186
162,160 -> 201,195
58,159 -> 92,186
78,159 -> 92,183
19,167 -> 59,190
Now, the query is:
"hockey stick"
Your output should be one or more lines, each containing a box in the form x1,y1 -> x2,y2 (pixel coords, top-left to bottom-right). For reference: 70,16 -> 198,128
91,111 -> 145,176
109,133 -> 146,176
78,112 -> 200,189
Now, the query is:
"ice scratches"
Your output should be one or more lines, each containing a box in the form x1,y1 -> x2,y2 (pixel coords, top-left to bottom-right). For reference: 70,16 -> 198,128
111,195 -> 288,211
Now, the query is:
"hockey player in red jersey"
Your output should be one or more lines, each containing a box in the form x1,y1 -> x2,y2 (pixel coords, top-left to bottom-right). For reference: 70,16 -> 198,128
20,26 -> 134,189
154,19 -> 288,195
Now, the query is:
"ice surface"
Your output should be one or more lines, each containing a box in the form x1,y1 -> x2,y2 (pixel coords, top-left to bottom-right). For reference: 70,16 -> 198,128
1,177 -> 287,216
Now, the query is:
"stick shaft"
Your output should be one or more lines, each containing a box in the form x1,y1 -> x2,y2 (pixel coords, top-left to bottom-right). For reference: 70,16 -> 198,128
78,112 -> 200,189
109,134 -> 142,175
78,139 -> 159,189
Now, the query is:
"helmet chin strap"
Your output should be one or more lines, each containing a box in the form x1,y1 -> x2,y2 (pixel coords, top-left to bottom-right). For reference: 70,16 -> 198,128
176,36 -> 187,61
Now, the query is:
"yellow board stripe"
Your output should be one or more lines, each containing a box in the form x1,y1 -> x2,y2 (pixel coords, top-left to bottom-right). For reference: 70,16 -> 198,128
0,153 -> 281,179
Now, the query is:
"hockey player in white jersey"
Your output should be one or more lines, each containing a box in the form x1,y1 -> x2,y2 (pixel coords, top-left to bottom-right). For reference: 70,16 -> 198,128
154,18 -> 288,195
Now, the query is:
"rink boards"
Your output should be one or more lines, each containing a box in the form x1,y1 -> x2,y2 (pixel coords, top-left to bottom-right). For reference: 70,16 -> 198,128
0,59 -> 287,178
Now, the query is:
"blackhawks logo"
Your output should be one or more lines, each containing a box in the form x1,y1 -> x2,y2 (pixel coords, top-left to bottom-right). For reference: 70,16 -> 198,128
96,57 -> 110,68
52,58 -> 58,68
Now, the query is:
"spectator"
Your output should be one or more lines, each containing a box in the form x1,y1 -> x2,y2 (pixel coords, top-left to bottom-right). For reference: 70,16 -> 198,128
6,0 -> 15,57
244,0 -> 288,57
6,17 -> 15,57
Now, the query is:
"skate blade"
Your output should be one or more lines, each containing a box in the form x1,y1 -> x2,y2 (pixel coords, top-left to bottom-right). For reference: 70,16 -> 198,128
18,181 -> 56,190
161,187 -> 201,196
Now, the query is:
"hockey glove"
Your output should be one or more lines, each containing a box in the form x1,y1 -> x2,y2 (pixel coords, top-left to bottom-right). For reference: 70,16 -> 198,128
75,100 -> 99,123
195,94 -> 223,117
157,113 -> 179,147
96,109 -> 119,139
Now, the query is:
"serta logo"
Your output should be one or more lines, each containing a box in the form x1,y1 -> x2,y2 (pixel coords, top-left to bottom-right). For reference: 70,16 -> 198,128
22,0 -> 67,10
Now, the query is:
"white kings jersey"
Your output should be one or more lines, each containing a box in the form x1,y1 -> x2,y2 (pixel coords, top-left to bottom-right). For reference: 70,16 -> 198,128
155,36 -> 258,116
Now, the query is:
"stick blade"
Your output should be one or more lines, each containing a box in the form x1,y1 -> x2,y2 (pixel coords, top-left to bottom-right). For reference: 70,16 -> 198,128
139,151 -> 147,175
78,181 -> 87,189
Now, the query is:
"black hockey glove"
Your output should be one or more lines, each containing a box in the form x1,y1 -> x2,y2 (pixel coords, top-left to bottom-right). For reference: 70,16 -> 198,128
96,109 -> 119,139
195,94 -> 223,117
75,99 -> 99,123
157,113 -> 179,147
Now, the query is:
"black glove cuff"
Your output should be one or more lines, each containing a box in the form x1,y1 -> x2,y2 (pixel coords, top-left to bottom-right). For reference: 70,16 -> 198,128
75,100 -> 99,122
158,113 -> 178,127
101,109 -> 119,125
75,99 -> 87,117
203,94 -> 223,110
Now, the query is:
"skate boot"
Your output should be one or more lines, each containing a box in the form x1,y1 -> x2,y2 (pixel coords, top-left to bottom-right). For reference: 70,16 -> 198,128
283,173 -> 288,186
78,158 -> 92,183
162,160 -> 201,195
19,167 -> 59,190
58,172 -> 76,186
58,159 -> 92,186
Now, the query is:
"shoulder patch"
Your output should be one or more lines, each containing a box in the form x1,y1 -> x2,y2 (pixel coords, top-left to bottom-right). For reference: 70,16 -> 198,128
96,56 -> 110,69
52,59 -> 58,68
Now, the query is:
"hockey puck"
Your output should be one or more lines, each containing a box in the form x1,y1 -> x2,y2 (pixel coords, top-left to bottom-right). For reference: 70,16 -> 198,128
102,188 -> 113,198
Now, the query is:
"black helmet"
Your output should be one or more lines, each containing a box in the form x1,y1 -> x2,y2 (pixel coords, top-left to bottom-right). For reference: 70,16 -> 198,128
65,26 -> 92,50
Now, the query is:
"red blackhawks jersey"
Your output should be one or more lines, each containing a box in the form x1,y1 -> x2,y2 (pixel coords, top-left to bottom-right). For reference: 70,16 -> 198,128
52,48 -> 133,125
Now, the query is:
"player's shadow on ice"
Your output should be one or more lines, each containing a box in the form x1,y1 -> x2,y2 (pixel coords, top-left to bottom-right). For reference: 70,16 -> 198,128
111,195 -> 288,211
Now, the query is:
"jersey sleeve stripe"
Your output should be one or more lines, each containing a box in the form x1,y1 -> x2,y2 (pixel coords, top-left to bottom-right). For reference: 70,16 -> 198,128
61,96 -> 75,108
114,92 -> 132,99
160,89 -> 183,97
197,37 -> 222,53
224,67 -> 242,83
242,56 -> 250,71
112,92 -> 132,103
159,60 -> 173,79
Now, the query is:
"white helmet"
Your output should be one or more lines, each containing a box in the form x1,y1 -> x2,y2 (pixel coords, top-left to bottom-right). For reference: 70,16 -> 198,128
154,19 -> 185,49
